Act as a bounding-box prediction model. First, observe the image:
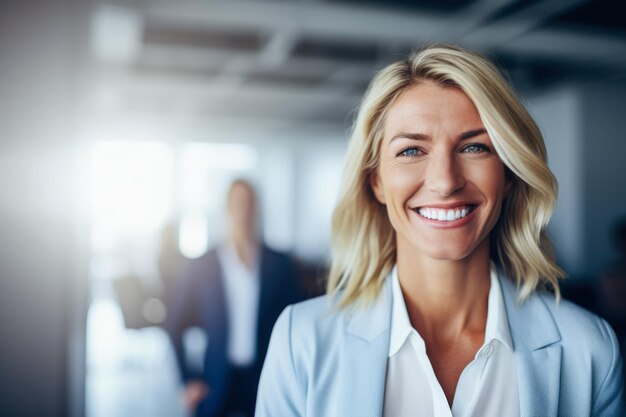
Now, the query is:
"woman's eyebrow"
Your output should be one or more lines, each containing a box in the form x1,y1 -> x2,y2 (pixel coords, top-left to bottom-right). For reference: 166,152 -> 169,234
389,128 -> 487,144
458,128 -> 487,141
389,132 -> 430,143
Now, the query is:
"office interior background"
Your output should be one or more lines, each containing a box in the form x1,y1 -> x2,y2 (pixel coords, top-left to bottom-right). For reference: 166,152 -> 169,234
1,0 -> 626,416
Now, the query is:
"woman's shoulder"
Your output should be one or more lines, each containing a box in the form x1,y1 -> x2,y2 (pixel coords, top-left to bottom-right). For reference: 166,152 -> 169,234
501,275 -> 616,350
276,294 -> 349,339
265,294 -> 355,378
539,291 -> 614,340
501,274 -> 620,384
529,289 -> 619,359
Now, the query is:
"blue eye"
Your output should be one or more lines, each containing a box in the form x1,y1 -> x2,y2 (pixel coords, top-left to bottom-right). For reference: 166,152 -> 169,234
398,147 -> 422,157
462,143 -> 489,153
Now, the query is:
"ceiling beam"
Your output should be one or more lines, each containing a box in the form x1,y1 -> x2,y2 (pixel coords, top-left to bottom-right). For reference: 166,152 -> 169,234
506,27 -> 626,67
144,0 -> 451,44
142,0 -> 626,64
463,0 -> 592,48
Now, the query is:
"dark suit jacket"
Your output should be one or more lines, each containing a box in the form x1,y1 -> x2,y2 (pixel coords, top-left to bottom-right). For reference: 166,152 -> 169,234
165,245 -> 301,417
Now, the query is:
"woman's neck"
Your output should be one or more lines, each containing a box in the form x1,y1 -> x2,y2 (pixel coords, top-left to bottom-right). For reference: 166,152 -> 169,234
396,239 -> 491,343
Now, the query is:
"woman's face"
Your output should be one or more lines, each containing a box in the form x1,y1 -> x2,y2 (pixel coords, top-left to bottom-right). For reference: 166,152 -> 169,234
371,82 -> 510,261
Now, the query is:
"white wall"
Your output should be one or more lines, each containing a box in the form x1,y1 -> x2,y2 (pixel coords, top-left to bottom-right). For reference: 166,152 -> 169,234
292,139 -> 347,262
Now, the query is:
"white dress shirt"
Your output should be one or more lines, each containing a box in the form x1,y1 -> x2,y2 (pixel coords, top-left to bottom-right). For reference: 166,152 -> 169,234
383,265 -> 520,417
217,243 -> 261,366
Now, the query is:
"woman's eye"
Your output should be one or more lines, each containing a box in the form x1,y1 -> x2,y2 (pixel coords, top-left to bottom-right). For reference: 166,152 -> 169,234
462,143 -> 489,154
398,147 -> 422,157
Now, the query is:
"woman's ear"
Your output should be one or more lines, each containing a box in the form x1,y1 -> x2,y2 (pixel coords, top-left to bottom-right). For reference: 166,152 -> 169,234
369,170 -> 386,204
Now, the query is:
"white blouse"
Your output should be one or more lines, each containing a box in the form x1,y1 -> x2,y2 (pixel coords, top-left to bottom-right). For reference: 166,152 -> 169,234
217,243 -> 260,366
383,266 -> 520,417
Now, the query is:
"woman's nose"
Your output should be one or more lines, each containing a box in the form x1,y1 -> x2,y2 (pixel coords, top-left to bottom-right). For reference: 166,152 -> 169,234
424,152 -> 465,197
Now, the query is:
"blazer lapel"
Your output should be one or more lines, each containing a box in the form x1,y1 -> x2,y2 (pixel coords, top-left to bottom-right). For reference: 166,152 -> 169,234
341,278 -> 393,417
499,272 -> 562,417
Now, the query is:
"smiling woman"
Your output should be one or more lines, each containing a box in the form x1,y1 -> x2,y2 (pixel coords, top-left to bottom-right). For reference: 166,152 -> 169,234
371,83 -> 510,265
255,44 -> 624,417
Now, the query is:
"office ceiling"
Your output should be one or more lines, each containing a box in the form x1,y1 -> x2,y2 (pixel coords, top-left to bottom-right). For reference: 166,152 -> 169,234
90,0 -> 626,138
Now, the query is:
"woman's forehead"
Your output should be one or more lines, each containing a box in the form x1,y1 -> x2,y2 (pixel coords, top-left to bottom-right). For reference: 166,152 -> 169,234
383,83 -> 481,140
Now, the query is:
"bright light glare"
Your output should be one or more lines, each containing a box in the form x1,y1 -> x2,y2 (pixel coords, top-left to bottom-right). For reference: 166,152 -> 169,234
179,212 -> 209,259
90,141 -> 174,251
177,142 -> 257,257
86,297 -> 126,367
182,142 -> 257,170
180,142 -> 257,210
91,5 -> 141,63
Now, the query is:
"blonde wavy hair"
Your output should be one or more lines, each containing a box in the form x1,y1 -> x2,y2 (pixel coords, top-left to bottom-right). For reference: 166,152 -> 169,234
327,44 -> 565,308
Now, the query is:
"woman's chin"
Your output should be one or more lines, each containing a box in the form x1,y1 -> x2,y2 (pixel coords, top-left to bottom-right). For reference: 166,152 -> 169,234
409,241 -> 480,262
421,249 -> 473,262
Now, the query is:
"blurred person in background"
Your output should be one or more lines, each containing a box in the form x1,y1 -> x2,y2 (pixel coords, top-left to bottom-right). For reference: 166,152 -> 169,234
256,45 -> 624,416
166,179 -> 302,417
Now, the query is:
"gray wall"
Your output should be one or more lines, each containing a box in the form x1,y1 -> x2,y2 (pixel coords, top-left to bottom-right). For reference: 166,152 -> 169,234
0,2 -> 89,416
582,83 -> 626,276
529,82 -> 626,279
529,87 -> 584,276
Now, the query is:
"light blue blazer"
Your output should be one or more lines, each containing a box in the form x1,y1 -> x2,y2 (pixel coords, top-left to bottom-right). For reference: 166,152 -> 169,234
256,270 -> 625,417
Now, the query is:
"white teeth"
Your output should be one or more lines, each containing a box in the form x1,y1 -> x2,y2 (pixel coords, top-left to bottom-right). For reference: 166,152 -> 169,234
417,206 -> 473,221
